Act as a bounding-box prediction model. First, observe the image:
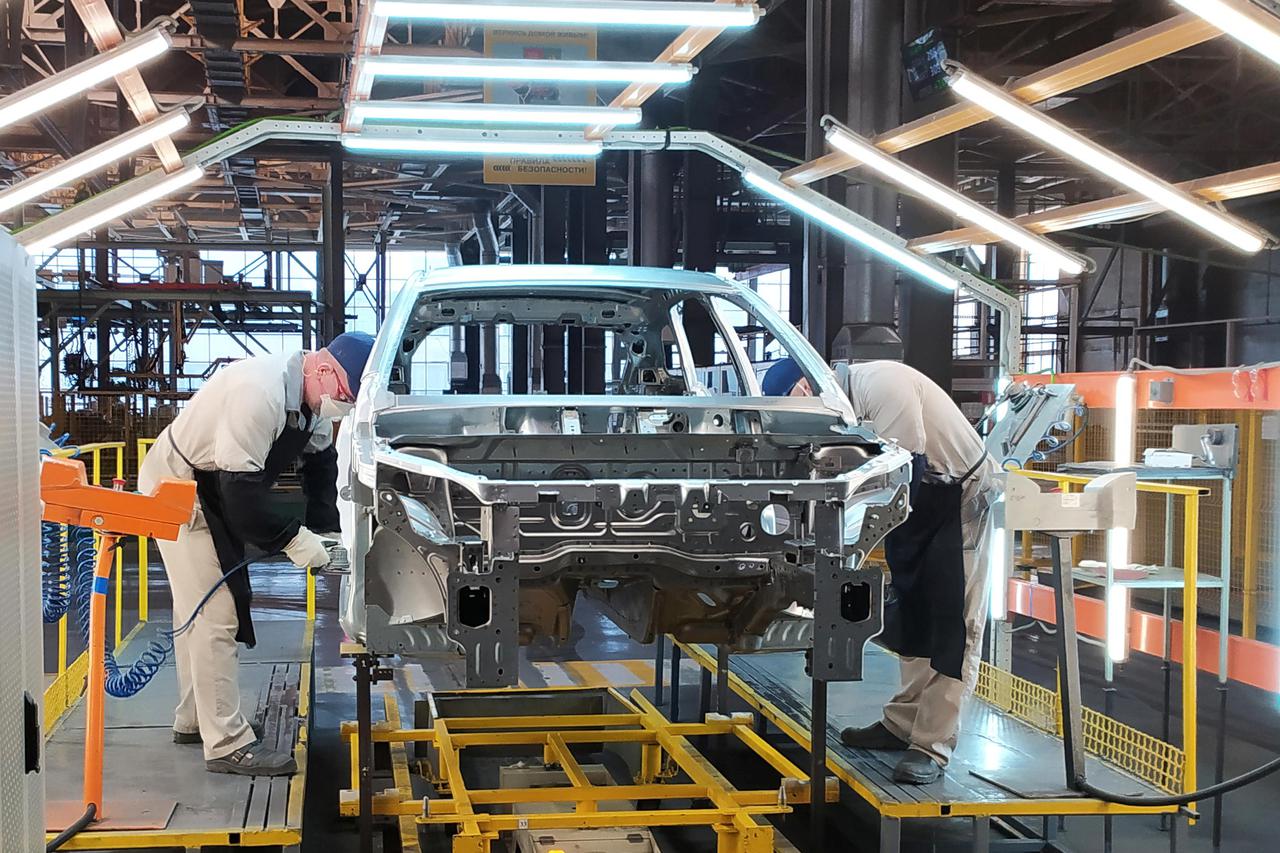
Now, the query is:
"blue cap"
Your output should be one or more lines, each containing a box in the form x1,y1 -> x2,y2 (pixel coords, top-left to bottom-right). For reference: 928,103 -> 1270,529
327,332 -> 376,398
761,358 -> 805,397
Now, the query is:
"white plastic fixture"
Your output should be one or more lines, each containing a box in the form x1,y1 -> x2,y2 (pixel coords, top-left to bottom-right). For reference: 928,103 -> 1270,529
0,27 -> 171,131
1172,1 -> 1280,68
342,134 -> 604,158
947,65 -> 1268,254
22,166 -> 203,253
348,101 -> 643,127
0,111 -> 189,215
824,121 -> 1088,275
742,169 -> 958,292
359,56 -> 695,85
374,0 -> 763,28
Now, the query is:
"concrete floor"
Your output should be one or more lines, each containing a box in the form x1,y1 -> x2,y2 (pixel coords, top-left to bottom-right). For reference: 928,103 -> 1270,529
81,561 -> 1279,852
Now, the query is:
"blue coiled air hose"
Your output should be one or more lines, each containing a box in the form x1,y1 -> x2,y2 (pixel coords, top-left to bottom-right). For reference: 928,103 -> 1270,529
65,525 -> 260,698
41,521 -> 71,623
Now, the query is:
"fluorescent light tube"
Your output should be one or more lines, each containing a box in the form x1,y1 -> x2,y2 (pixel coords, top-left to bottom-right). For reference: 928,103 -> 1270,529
342,135 -> 603,157
349,101 -> 642,127
0,27 -> 170,130
824,120 -> 1088,275
361,56 -> 694,85
22,165 -> 203,253
1105,577 -> 1130,663
1172,1 -> 1280,68
990,523 -> 1008,621
0,111 -> 189,215
743,169 -> 958,292
947,65 -> 1268,254
375,0 -> 762,27
1113,372 -> 1137,466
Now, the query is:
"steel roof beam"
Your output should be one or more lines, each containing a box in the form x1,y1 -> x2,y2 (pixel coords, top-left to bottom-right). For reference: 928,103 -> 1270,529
780,12 -> 1223,186
910,159 -> 1280,253
67,0 -> 183,171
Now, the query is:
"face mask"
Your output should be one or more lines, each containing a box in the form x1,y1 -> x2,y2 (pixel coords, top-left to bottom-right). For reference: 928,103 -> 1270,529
318,395 -> 353,420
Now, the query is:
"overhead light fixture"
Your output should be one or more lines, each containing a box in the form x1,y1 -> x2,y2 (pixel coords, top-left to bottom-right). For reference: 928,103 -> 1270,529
20,165 -> 203,253
359,56 -> 695,86
348,101 -> 643,127
375,0 -> 762,27
1172,1 -> 1280,69
0,111 -> 189,215
946,64 -> 1269,254
0,26 -> 171,131
743,169 -> 957,292
342,134 -> 603,158
823,118 -> 1090,276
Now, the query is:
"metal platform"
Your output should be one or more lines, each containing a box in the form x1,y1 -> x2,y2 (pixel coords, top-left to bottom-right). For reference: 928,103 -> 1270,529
676,642 -> 1185,851
42,618 -> 313,850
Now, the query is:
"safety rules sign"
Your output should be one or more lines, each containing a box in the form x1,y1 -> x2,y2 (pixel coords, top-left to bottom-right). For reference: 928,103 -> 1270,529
483,25 -> 598,186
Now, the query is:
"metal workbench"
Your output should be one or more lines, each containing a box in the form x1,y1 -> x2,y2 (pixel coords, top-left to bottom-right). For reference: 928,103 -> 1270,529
42,618 -> 313,850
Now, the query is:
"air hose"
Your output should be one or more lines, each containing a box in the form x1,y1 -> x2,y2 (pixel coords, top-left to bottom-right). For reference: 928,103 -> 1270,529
41,522 -> 71,623
1077,757 -> 1280,807
45,803 -> 95,852
67,527 -> 260,698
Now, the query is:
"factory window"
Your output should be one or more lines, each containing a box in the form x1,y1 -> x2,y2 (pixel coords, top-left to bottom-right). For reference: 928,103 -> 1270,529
954,298 -> 980,359
1022,287 -> 1061,374
706,295 -> 794,382
346,250 -> 452,337
672,299 -> 742,395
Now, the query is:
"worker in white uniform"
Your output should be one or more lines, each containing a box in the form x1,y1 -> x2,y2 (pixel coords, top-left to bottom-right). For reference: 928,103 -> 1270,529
138,332 -> 375,776
762,358 -> 997,784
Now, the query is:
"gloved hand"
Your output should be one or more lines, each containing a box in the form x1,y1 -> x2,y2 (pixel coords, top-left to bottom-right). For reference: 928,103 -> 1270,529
284,526 -> 331,570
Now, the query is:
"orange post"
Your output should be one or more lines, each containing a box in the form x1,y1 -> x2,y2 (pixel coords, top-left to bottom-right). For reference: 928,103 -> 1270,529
82,533 -> 119,819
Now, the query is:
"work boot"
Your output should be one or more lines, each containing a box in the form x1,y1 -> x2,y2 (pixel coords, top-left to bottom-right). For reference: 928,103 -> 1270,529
174,721 -> 263,745
839,721 -> 909,751
892,749 -> 943,785
206,740 -> 297,777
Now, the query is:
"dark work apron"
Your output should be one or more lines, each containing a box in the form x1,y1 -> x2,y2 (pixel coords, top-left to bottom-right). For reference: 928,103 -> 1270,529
879,452 -> 985,680
169,410 -> 315,648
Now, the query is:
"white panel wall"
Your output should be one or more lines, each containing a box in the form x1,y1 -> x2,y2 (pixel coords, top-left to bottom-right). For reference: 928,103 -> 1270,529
0,232 -> 43,851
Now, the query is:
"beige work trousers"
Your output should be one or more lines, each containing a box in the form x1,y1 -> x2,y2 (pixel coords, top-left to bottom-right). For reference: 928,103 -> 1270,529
141,449 -> 256,761
881,480 -> 995,766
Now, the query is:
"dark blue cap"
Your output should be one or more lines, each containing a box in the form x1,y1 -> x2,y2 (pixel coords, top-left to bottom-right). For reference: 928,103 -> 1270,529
327,332 -> 375,398
761,358 -> 805,397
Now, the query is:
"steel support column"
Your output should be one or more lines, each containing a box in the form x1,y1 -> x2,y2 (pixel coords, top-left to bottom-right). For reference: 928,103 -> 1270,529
634,151 -> 675,267
583,165 -> 609,394
323,150 -> 347,343
542,187 -> 569,394
803,0 -> 852,358
511,213 -> 532,394
566,189 -> 585,393
899,2 -> 957,390
830,0 -> 904,363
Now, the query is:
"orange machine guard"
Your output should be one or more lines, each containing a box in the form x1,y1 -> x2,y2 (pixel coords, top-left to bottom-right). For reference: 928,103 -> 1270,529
40,456 -> 195,537
39,455 -> 195,825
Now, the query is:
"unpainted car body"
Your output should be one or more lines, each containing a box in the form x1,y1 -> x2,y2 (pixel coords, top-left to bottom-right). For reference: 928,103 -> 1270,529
338,265 -> 912,687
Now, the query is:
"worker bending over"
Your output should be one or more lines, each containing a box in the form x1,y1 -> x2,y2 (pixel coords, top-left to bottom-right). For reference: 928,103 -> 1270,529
763,358 -> 997,785
138,333 -> 375,776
